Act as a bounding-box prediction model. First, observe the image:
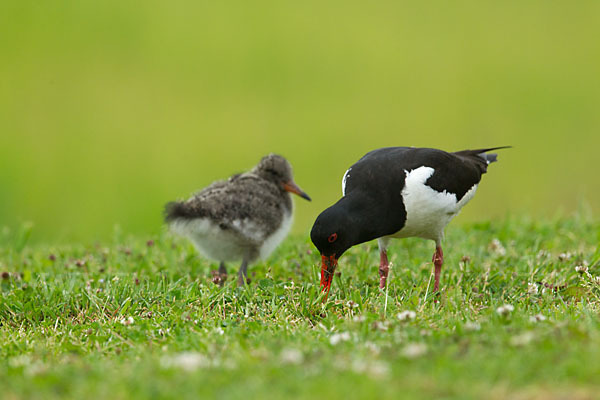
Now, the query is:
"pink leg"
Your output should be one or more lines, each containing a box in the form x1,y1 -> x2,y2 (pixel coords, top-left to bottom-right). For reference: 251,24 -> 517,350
432,246 -> 444,292
379,249 -> 389,289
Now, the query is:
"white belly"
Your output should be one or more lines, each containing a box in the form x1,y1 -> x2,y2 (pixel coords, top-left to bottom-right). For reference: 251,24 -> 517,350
170,212 -> 293,262
258,212 -> 293,259
390,166 -> 477,243
170,218 -> 252,261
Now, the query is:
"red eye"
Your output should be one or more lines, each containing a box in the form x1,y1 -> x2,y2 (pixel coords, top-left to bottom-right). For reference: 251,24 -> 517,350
328,233 -> 338,243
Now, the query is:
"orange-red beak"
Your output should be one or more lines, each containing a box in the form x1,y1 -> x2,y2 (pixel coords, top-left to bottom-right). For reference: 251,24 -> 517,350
283,181 -> 311,201
320,254 -> 338,293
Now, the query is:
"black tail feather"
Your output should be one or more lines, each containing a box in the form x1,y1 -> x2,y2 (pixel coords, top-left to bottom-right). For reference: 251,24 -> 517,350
453,146 -> 511,157
454,146 -> 511,161
164,201 -> 192,223
453,146 -> 511,173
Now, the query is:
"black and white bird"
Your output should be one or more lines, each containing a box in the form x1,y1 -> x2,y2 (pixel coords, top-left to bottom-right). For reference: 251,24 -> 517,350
310,146 -> 508,294
165,154 -> 311,286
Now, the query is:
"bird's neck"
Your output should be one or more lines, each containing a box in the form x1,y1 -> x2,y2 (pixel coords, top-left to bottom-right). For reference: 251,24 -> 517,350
337,192 -> 405,246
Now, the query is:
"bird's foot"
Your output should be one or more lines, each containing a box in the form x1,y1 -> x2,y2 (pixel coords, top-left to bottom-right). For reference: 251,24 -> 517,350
378,250 -> 389,289
431,290 -> 442,304
211,270 -> 228,286
237,259 -> 250,287
211,262 -> 228,286
237,276 -> 251,287
432,246 -> 443,293
378,266 -> 389,289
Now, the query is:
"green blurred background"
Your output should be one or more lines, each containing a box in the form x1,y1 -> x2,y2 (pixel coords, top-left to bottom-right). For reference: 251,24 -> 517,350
1,1 -> 598,243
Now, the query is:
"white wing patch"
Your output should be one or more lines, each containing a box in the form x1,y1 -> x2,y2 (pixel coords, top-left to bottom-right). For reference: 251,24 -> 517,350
342,168 -> 351,196
391,166 -> 477,243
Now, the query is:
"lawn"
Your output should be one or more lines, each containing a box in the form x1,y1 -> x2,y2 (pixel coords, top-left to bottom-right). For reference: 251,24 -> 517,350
1,214 -> 599,399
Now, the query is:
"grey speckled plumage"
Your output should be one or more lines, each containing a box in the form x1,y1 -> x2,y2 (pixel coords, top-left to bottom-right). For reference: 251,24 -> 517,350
164,154 -> 310,286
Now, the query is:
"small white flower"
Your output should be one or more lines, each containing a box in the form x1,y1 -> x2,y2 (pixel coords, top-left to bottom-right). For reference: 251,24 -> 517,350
364,341 -> 380,355
575,265 -> 589,274
158,328 -> 170,336
372,321 -> 389,331
346,300 -> 359,309
366,361 -> 390,379
529,314 -> 546,323
352,315 -> 366,323
527,283 -> 539,295
161,352 -> 209,371
496,304 -> 514,316
397,310 -> 416,322
330,332 -> 351,345
401,343 -> 427,359
350,358 -> 367,373
112,276 -> 120,282
536,250 -> 549,260
558,252 -> 573,262
25,361 -> 47,377
464,321 -> 481,332
489,239 -> 506,256
214,327 -> 224,335
510,332 -> 535,346
8,355 -> 32,368
250,348 -> 269,359
280,348 -> 304,365
120,316 -> 134,325
351,359 -> 389,379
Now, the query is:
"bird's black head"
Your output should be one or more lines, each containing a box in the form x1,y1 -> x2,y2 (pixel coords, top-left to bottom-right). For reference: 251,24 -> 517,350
310,205 -> 355,258
310,202 -> 358,292
254,154 -> 311,201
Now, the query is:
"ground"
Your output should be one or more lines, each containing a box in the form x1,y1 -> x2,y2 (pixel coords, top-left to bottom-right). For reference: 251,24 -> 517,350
1,214 -> 599,399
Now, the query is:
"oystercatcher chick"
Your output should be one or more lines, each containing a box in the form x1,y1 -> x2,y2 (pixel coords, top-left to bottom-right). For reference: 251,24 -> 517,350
165,154 -> 311,286
310,146 -> 509,294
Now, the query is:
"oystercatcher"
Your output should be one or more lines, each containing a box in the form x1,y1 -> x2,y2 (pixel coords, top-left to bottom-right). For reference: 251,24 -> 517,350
165,154 -> 311,286
310,146 -> 508,294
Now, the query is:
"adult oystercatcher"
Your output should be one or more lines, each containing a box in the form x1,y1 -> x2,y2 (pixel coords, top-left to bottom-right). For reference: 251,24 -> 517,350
165,154 -> 311,286
310,146 -> 508,294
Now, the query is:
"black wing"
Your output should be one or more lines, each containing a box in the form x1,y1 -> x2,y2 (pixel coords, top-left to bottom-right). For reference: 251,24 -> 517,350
345,146 -> 505,202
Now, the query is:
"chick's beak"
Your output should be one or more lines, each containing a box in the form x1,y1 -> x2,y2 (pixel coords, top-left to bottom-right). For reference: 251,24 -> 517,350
283,180 -> 311,201
320,254 -> 338,292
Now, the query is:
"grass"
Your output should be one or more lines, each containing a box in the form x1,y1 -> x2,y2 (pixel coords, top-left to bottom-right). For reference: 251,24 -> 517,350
1,214 -> 600,399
